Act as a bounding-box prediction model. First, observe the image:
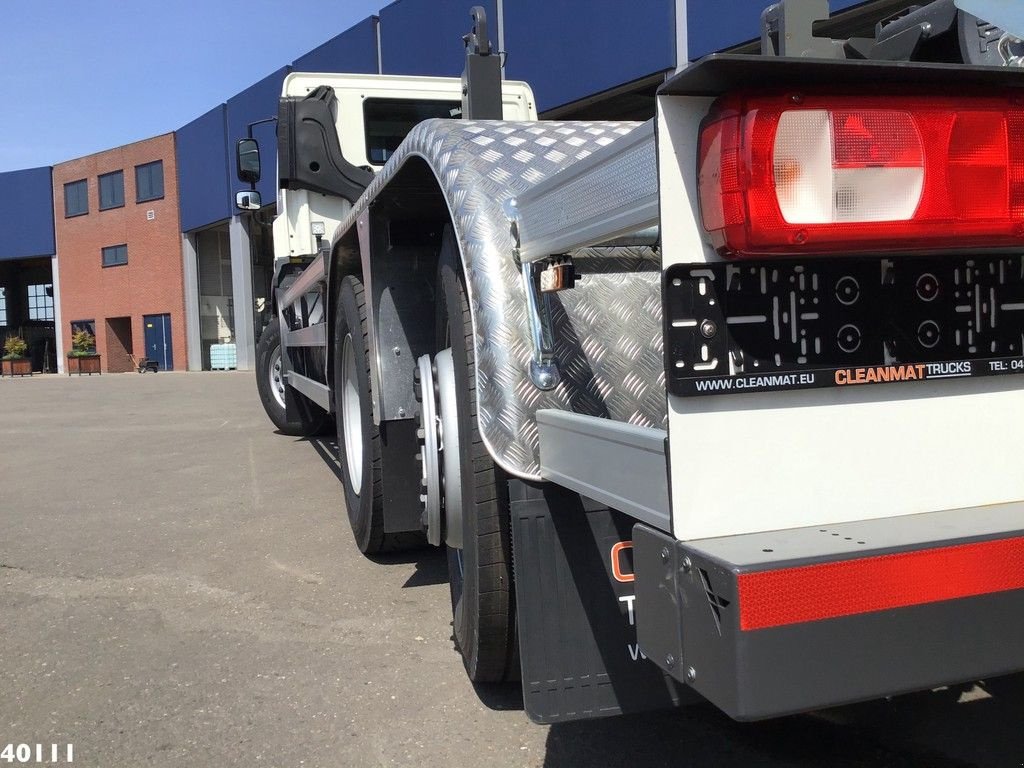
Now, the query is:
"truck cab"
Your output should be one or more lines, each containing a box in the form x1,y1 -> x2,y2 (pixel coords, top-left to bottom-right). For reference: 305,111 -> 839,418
270,73 -> 535,266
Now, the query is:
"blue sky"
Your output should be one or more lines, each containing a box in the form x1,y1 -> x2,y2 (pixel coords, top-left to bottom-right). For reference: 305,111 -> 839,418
0,1 -> 384,171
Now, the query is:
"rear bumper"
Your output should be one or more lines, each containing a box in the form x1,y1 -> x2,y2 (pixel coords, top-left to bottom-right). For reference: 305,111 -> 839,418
633,502 -> 1024,720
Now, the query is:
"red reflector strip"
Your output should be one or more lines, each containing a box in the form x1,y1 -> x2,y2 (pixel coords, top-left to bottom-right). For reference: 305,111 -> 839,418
737,535 -> 1024,631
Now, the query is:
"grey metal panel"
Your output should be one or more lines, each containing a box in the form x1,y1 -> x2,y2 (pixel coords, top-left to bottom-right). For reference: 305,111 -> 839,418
285,323 -> 326,348
690,500 -> 1024,566
287,371 -> 331,411
632,524 -> 687,680
674,545 -> 1024,721
331,118 -> 667,479
632,506 -> 1024,720
537,410 -> 670,531
513,121 -> 659,263
280,253 -> 325,309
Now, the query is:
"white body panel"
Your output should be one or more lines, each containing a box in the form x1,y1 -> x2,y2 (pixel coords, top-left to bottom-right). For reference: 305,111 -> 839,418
274,73 -> 536,261
657,94 -> 1024,541
669,379 -> 1024,541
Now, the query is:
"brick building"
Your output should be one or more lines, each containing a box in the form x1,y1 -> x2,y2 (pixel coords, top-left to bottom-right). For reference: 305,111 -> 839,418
52,134 -> 185,372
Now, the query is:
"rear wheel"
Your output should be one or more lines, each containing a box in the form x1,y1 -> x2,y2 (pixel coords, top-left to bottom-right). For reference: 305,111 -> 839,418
435,229 -> 518,682
334,274 -> 423,555
255,317 -> 331,436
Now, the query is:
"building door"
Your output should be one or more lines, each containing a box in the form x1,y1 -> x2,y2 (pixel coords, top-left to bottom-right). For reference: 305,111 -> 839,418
143,314 -> 173,371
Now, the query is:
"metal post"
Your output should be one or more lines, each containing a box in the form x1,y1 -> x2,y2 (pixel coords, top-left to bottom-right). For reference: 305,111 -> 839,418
229,216 -> 255,370
50,254 -> 65,374
181,233 -> 202,371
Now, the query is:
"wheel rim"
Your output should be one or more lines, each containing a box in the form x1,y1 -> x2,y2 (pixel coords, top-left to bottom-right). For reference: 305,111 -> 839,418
269,346 -> 286,409
341,333 -> 363,494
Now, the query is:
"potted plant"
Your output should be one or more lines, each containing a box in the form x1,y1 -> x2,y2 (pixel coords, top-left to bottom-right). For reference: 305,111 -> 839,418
1,335 -> 32,376
67,329 -> 101,375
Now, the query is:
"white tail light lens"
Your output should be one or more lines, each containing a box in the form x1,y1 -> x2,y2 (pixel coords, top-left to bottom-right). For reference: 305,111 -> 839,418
774,110 -> 925,224
698,93 -> 1024,257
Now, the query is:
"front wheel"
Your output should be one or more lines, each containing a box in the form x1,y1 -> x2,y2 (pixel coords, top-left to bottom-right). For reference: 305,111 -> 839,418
255,317 -> 331,436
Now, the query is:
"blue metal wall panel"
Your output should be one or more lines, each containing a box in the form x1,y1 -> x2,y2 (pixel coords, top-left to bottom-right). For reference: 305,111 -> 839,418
504,0 -> 675,112
380,0 -> 497,77
226,66 -> 291,208
176,105 -> 231,233
294,15 -> 379,74
687,0 -> 867,59
0,166 -> 55,261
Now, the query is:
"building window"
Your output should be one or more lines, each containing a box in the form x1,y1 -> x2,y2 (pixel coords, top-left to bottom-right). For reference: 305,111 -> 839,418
99,170 -> 125,210
102,244 -> 128,267
135,161 -> 164,202
27,284 -> 54,321
64,179 -> 88,217
70,319 -> 97,353
0,287 -> 7,326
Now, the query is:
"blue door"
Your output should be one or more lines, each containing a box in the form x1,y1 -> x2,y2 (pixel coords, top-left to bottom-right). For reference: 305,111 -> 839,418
143,314 -> 173,371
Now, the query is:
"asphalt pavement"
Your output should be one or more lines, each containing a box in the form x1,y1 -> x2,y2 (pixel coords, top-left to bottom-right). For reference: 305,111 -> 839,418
1,371 -> 1022,767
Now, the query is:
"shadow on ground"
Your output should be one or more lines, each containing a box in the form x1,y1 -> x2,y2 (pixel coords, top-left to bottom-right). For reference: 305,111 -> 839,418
304,435 -> 343,482
301,433 -> 1022,766
306,434 -> 448,588
539,677 -> 1024,768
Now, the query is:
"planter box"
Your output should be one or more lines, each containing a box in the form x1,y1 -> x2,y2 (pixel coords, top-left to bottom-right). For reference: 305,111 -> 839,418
67,354 -> 102,376
1,358 -> 32,377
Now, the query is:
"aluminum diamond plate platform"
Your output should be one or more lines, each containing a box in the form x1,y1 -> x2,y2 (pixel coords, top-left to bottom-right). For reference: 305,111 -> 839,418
346,119 -> 667,479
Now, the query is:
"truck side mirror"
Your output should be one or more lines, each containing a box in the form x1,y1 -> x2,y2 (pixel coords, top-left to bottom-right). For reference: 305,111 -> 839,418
235,190 -> 263,211
236,138 -> 261,184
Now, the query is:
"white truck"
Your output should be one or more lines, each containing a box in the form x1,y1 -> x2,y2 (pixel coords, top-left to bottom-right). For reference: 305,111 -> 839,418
239,1 -> 1024,722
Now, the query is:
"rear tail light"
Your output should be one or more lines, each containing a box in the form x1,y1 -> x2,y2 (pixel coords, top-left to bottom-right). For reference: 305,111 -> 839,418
698,93 -> 1024,258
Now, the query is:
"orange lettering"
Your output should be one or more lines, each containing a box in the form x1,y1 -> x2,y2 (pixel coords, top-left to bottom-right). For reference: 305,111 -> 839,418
611,541 -> 635,583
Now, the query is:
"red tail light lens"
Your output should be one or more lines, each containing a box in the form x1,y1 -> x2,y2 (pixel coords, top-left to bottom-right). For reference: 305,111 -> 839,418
698,94 -> 1024,258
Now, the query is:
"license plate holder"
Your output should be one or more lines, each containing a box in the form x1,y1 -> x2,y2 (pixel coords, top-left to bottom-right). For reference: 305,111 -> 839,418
664,256 -> 1024,396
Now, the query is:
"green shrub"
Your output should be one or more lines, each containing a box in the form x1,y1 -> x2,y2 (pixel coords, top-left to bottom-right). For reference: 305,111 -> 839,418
3,335 -> 28,359
70,329 -> 96,357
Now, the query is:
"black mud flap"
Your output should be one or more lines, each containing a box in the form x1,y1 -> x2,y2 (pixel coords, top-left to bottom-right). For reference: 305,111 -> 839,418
510,481 -> 693,723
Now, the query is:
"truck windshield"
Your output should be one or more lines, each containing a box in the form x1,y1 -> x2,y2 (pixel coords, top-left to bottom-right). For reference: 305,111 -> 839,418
364,98 -> 462,165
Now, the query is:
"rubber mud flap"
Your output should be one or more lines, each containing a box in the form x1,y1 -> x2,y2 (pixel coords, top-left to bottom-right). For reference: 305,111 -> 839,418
510,480 -> 693,723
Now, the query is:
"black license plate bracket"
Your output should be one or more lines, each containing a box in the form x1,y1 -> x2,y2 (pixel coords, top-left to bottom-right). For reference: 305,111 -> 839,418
664,256 -> 1024,396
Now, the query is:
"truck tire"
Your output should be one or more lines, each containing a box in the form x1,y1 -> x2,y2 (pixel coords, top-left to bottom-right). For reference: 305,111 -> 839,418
334,274 -> 423,554
436,230 -> 518,683
255,317 -> 332,436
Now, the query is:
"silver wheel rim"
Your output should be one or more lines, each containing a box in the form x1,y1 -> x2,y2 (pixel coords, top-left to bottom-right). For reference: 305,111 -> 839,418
269,347 -> 286,410
341,333 -> 363,494
435,348 -> 463,550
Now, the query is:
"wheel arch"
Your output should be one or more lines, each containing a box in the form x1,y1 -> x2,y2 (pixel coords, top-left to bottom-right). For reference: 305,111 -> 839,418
330,154 -> 455,426
319,118 -> 655,481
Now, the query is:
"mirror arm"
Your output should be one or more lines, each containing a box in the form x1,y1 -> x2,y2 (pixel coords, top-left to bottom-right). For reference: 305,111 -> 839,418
246,117 -> 277,191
